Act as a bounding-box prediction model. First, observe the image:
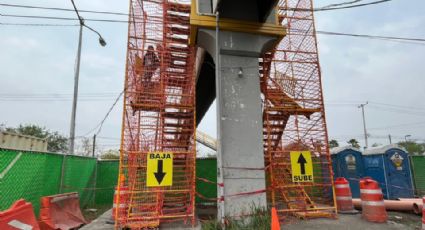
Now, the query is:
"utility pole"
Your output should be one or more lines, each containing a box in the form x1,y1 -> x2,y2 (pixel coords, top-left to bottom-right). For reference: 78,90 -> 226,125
388,134 -> 392,144
358,102 -> 368,149
69,21 -> 84,155
92,134 -> 96,157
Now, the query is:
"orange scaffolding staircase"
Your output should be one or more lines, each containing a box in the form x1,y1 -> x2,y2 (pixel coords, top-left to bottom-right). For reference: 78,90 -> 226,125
260,0 -> 337,222
117,0 -> 336,227
117,0 -> 196,229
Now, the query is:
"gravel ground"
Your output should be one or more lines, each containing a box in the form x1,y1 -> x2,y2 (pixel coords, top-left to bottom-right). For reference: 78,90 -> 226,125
80,209 -> 422,230
284,212 -> 422,230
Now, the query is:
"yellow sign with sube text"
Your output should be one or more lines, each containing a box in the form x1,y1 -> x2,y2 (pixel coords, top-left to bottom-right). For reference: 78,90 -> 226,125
290,151 -> 314,183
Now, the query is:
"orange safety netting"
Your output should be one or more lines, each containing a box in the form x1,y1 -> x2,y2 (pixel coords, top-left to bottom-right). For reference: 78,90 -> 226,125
261,0 -> 337,222
116,0 -> 196,228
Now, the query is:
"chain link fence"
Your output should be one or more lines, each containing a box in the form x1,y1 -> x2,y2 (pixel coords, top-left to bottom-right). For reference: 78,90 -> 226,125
0,148 -> 119,215
0,148 -> 220,215
3,148 -> 425,217
196,157 -> 217,205
411,155 -> 425,196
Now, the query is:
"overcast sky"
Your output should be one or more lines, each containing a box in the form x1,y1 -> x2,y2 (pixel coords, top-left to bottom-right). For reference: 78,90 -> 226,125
1,0 -> 424,154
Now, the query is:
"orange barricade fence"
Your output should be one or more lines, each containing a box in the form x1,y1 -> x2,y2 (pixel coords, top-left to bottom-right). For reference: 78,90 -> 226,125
39,192 -> 87,230
0,199 -> 40,230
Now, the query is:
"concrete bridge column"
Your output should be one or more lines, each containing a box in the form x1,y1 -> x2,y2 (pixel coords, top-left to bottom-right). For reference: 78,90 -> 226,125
197,29 -> 278,219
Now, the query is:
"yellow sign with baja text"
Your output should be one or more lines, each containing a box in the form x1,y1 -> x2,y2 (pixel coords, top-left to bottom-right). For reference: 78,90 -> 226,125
146,152 -> 173,187
290,151 -> 314,183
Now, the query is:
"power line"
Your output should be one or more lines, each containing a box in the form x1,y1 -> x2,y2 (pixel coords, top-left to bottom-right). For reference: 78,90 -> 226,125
368,105 -> 425,117
368,121 -> 425,130
315,0 -> 393,12
0,13 -> 129,23
0,0 -> 391,17
368,101 -> 425,111
81,90 -> 124,137
315,30 -> 425,43
3,8 -> 424,45
2,15 -> 424,46
0,3 -> 130,17
319,0 -> 364,9
0,22 -> 78,26
69,0 -> 83,24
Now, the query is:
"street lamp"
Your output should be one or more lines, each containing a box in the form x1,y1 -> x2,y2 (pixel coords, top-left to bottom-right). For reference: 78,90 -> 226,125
405,135 -> 411,142
69,0 -> 107,155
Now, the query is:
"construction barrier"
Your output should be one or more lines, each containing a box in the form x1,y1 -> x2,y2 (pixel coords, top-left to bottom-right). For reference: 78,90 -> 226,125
112,186 -> 128,222
112,175 -> 129,223
271,207 -> 281,230
39,192 -> 87,230
360,178 -> 387,223
335,177 -> 355,213
0,199 -> 40,230
422,196 -> 425,230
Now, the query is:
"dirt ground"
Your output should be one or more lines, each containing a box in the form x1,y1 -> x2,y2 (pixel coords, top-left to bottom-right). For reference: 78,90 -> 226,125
82,205 -> 113,222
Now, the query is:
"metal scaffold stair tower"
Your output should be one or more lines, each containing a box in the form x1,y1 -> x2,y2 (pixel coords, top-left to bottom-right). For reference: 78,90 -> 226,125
117,0 -> 196,228
116,0 -> 336,228
261,0 -> 337,222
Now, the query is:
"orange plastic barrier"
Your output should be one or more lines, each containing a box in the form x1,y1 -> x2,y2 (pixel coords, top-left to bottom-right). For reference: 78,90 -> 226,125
422,196 -> 424,230
0,199 -> 40,230
359,178 -> 387,223
112,185 -> 129,222
335,177 -> 355,212
39,192 -> 87,230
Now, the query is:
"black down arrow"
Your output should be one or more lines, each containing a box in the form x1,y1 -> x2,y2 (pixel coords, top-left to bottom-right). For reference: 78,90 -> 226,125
154,160 -> 166,184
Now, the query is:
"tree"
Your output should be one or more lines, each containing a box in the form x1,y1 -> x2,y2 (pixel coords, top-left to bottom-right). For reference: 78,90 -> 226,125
5,124 -> 68,153
329,139 -> 339,149
347,139 -> 360,149
398,141 -> 425,155
100,149 -> 120,160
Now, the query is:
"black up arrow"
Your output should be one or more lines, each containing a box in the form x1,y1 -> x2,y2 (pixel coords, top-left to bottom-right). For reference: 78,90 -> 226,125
154,160 -> 166,184
297,154 -> 307,175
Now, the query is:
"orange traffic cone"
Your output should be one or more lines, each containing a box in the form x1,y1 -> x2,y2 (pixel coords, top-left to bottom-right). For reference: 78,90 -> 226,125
271,207 -> 281,230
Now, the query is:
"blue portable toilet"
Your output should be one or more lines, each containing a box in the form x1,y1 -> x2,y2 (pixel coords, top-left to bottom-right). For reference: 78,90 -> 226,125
331,146 -> 365,198
363,144 -> 415,199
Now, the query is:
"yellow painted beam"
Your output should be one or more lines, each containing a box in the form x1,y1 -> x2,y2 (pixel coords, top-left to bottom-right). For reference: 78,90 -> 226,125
189,0 -> 286,45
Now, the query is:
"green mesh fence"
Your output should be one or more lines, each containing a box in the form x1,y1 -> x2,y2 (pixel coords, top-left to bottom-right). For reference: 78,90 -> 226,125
0,149 -> 63,216
61,155 -> 97,208
95,160 -> 119,205
411,155 -> 425,196
0,149 -> 119,215
0,149 -> 225,215
196,157 -> 217,205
